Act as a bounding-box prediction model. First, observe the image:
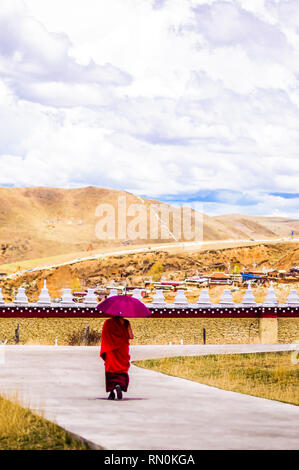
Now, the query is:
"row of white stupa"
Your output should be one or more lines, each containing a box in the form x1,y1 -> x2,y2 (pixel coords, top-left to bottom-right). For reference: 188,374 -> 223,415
0,281 -> 299,308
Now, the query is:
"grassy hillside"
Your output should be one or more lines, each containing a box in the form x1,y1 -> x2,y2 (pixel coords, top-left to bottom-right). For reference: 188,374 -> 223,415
214,214 -> 299,239
0,186 -> 228,264
0,242 -> 298,302
1,186 -> 298,267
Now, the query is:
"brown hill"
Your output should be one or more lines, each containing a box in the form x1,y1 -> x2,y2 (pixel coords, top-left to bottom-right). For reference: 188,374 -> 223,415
213,214 -> 299,240
0,186 -> 217,264
0,186 -> 298,266
1,242 -> 298,302
0,186 -> 135,264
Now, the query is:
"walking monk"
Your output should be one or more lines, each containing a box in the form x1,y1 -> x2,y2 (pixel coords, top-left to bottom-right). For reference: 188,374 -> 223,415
100,316 -> 134,400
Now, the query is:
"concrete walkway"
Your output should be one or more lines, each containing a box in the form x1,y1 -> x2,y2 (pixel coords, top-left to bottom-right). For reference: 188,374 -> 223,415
0,344 -> 298,450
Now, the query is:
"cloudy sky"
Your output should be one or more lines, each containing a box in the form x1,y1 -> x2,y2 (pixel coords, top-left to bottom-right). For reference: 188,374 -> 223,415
0,0 -> 299,217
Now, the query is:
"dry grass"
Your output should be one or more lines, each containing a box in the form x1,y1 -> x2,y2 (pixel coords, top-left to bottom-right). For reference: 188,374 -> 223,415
0,318 -> 106,345
0,318 -> 297,345
0,393 -> 90,450
0,242 -> 158,274
134,352 -> 299,405
0,236 -> 287,274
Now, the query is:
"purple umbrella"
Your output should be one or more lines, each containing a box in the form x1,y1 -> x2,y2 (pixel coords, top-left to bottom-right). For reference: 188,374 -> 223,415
96,295 -> 151,318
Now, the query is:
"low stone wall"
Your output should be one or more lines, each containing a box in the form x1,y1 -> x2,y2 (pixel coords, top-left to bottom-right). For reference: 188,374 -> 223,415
131,318 -> 261,345
0,318 -> 106,345
0,317 -> 297,345
278,318 -> 299,344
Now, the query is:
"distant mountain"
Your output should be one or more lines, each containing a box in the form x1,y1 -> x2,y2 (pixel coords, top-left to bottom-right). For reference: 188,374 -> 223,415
0,186 -> 298,264
213,214 -> 299,240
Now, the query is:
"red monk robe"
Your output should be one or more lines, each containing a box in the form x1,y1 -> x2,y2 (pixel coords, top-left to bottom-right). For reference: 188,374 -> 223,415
100,317 -> 134,397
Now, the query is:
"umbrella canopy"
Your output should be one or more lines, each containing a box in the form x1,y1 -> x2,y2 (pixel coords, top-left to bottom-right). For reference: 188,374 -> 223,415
96,295 -> 151,318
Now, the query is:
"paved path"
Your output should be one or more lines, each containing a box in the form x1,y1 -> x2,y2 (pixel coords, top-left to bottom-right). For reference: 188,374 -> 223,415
0,344 -> 298,450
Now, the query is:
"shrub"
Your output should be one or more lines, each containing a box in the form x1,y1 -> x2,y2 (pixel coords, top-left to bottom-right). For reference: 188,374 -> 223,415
149,260 -> 164,281
68,327 -> 101,345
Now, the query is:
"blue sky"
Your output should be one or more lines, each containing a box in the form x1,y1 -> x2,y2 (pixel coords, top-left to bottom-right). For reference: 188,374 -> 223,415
0,0 -> 299,217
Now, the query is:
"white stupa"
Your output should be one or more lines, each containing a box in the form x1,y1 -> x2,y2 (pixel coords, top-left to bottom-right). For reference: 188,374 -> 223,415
196,289 -> 212,307
37,280 -> 51,305
242,282 -> 256,306
286,289 -> 299,306
84,288 -> 98,306
132,289 -> 143,301
60,288 -> 74,305
173,289 -> 188,306
14,287 -> 29,305
0,288 -> 4,305
263,281 -> 278,306
218,289 -> 235,307
151,289 -> 166,306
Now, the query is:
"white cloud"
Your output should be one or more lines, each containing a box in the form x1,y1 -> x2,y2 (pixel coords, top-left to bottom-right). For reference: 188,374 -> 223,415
0,0 -> 131,106
189,1 -> 288,55
202,193 -> 299,218
0,0 -> 298,217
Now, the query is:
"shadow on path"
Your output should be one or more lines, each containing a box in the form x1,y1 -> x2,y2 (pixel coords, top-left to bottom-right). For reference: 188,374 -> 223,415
95,397 -> 149,401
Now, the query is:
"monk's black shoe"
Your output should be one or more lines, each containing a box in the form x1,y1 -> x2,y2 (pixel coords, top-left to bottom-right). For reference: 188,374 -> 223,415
115,384 -> 123,400
108,390 -> 115,400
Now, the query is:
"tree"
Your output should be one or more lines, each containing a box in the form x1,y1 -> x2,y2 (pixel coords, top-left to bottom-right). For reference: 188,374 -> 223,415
149,260 -> 164,282
72,278 -> 82,293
